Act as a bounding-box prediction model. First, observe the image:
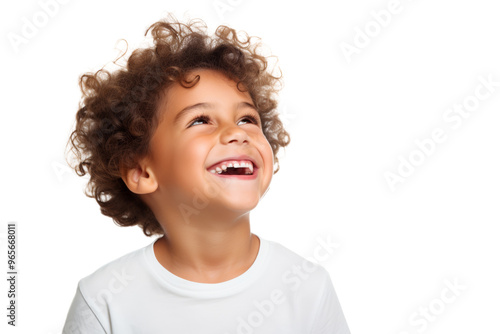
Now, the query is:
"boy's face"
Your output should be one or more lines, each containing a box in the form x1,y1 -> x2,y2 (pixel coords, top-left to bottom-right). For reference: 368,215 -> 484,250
145,69 -> 274,217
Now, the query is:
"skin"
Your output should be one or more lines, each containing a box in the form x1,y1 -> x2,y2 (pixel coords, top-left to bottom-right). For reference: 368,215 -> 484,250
122,69 -> 274,283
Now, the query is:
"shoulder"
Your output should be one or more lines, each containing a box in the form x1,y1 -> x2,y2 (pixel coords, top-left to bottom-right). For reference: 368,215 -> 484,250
76,241 -> 153,301
263,238 -> 334,290
67,242 -> 153,333
265,238 -> 331,273
263,238 -> 350,333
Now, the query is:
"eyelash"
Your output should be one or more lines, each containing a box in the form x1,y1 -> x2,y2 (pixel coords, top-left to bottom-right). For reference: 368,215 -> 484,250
188,113 -> 260,127
239,113 -> 261,126
189,114 -> 210,127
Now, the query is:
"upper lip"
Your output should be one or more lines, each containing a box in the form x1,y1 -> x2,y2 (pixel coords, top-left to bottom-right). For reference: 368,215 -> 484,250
207,155 -> 259,170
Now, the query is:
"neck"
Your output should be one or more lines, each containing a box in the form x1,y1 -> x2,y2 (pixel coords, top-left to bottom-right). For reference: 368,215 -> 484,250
153,211 -> 260,283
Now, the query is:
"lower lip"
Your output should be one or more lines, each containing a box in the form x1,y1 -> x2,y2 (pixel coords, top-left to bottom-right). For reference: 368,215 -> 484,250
207,168 -> 258,180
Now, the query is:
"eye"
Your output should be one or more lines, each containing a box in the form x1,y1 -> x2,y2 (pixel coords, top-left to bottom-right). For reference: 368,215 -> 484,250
238,113 -> 260,126
188,114 -> 210,127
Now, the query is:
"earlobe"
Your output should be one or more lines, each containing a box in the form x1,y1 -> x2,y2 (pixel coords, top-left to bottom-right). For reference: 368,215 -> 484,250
122,165 -> 158,195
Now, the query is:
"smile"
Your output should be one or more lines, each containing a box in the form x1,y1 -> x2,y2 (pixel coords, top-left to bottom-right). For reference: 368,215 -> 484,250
207,159 -> 255,176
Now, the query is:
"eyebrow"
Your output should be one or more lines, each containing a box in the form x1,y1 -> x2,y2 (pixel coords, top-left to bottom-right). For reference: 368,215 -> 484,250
173,101 -> 258,125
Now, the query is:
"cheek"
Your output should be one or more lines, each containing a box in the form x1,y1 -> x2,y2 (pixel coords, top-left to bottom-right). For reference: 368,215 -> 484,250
256,132 -> 273,161
150,135 -> 205,184
255,134 -> 274,175
175,140 -> 209,165
264,141 -> 274,167
171,136 -> 211,174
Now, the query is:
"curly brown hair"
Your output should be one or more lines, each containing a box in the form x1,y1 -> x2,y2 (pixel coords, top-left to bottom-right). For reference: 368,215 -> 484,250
66,14 -> 290,237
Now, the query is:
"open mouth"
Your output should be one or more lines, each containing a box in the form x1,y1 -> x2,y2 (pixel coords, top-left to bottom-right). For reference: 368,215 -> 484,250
207,160 -> 255,176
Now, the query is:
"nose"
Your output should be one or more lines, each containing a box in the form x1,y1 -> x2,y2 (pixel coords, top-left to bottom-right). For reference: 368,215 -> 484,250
219,123 -> 250,145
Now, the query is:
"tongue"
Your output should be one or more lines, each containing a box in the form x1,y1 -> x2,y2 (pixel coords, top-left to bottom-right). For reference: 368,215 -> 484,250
226,167 -> 248,175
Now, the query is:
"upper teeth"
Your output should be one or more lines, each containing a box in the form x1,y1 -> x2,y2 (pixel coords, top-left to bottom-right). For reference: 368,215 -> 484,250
209,160 -> 254,174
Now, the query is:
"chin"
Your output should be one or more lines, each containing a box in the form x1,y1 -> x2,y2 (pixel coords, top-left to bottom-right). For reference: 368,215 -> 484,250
223,195 -> 261,213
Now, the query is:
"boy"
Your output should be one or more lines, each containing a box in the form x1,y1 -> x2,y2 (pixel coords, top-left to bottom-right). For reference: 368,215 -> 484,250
63,15 -> 350,333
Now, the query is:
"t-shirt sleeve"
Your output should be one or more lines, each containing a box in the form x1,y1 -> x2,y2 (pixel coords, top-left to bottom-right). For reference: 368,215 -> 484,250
62,285 -> 107,334
310,269 -> 350,334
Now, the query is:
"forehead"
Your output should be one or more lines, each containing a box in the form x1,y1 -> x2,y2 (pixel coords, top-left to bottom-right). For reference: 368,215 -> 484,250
160,69 -> 253,116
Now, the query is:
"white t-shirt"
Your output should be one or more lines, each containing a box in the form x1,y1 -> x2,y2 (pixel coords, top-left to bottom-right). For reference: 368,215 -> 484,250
63,236 -> 350,334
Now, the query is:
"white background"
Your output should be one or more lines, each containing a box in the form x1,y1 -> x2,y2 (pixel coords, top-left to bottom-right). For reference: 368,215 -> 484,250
1,0 -> 500,333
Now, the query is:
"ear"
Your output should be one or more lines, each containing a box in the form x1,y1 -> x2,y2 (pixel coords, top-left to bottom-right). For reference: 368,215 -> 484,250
121,160 -> 158,195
